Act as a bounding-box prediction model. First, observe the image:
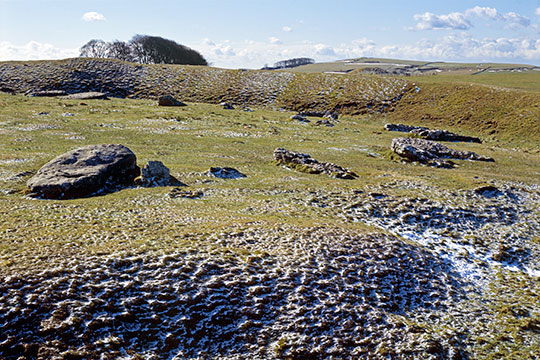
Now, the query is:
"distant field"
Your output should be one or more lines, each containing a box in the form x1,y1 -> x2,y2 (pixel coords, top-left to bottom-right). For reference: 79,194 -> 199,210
410,71 -> 540,92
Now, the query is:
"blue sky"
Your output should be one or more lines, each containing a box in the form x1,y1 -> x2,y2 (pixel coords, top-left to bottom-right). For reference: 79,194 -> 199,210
2,0 -> 540,68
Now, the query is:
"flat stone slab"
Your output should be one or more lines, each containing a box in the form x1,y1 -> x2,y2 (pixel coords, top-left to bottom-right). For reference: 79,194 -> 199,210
61,92 -> 108,100
26,144 -> 140,199
391,137 -> 494,167
274,147 -> 358,179
207,167 -> 246,179
385,123 -> 481,143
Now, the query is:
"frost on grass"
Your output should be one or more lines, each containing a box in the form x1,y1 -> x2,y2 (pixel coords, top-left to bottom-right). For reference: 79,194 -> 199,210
0,230 -> 467,359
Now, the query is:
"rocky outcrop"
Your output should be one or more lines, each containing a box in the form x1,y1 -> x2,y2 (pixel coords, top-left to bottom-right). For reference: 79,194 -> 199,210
0,58 -> 410,115
135,161 -> 185,187
207,167 -> 246,179
391,137 -> 494,168
26,144 -> 140,199
385,123 -> 482,143
274,148 -> 358,179
158,95 -> 186,106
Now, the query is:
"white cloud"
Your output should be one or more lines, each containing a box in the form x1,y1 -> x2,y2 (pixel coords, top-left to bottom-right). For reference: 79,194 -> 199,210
82,11 -> 106,22
413,6 -> 530,31
193,33 -> 540,69
536,7 -> 540,18
0,41 -> 78,61
282,26 -> 292,32
269,37 -> 282,45
413,12 -> 471,30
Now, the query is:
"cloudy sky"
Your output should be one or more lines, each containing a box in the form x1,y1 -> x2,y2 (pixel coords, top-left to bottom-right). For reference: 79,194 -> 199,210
1,0 -> 540,68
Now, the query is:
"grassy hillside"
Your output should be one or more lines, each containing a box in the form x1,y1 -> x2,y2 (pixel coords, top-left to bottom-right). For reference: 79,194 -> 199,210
0,58 -> 410,115
289,57 -> 538,75
388,80 -> 540,147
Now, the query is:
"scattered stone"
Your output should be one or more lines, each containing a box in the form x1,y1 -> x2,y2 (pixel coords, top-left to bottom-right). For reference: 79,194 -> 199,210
207,167 -> 246,179
61,92 -> 108,100
27,90 -> 66,97
26,144 -> 140,199
291,114 -> 310,123
474,185 -> 502,197
298,111 -> 339,121
220,102 -> 234,110
158,95 -> 186,107
369,192 -> 387,199
391,138 -> 494,168
315,119 -> 334,127
135,161 -> 186,187
385,123 -> 482,143
62,112 -> 75,117
38,112 -> 49,116
274,147 -> 358,179
169,188 -> 203,199
0,86 -> 14,94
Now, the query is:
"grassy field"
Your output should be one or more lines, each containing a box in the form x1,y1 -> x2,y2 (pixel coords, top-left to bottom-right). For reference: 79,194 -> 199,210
1,74 -> 540,358
0,92 -> 538,272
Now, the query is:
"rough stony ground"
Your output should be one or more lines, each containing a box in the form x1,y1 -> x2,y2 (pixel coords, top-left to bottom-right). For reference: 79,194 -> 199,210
0,228 -> 467,360
298,181 -> 540,278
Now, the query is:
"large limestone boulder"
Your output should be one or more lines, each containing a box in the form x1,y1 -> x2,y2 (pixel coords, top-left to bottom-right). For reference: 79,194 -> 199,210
26,144 -> 140,199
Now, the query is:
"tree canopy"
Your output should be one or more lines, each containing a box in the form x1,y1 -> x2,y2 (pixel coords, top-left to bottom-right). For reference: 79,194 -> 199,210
79,35 -> 208,66
262,57 -> 315,70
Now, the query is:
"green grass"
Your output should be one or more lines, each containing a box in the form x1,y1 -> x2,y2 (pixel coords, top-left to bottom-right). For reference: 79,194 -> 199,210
1,91 -> 540,358
409,71 -> 540,92
1,93 -> 539,272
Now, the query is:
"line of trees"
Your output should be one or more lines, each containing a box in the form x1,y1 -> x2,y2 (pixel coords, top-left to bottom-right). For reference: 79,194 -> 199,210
262,57 -> 315,70
79,35 -> 208,66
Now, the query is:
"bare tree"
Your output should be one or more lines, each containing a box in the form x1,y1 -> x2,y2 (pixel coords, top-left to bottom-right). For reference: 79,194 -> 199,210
79,39 -> 108,58
106,40 -> 134,62
79,35 -> 208,66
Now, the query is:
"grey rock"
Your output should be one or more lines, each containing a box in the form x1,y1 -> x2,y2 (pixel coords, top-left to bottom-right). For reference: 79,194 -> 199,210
207,167 -> 246,179
158,95 -> 186,107
135,161 -> 186,187
391,137 -> 494,167
26,144 -> 140,199
385,123 -> 481,143
169,188 -> 203,199
220,102 -> 235,110
61,92 -> 108,100
291,114 -> 309,123
474,185 -> 502,197
274,148 -> 358,179
315,119 -> 334,127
